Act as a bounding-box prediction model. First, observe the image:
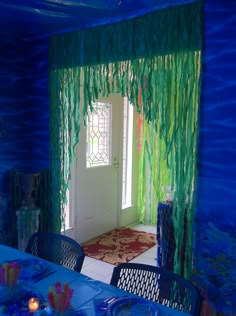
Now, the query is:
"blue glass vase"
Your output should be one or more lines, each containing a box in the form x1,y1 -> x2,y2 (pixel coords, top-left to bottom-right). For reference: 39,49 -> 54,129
0,283 -> 23,304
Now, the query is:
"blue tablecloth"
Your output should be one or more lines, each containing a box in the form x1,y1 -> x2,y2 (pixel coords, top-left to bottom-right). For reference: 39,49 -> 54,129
0,245 -> 190,316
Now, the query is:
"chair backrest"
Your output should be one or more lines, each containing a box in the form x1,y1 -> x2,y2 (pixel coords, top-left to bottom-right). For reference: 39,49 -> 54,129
25,232 -> 85,272
110,263 -> 201,316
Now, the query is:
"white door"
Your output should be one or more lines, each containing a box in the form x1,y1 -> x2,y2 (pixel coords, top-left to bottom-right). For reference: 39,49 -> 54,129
74,94 -> 123,243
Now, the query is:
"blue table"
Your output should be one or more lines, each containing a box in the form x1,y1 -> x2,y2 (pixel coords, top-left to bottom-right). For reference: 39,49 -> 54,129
0,245 -> 190,316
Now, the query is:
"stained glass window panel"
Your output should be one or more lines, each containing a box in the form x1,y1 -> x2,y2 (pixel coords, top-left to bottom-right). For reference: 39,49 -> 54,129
86,102 -> 112,168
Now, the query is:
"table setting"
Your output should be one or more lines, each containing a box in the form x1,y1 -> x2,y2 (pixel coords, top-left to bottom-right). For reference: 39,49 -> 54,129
0,268 -> 83,316
0,259 -> 106,316
0,257 -> 82,316
0,262 -> 45,315
0,244 -> 191,316
0,269 -> 160,316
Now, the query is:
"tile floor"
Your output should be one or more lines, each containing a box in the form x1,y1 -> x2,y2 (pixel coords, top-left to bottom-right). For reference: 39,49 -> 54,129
81,223 -> 157,284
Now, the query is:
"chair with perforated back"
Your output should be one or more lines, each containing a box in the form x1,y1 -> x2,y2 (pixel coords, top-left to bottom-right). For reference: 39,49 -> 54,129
25,232 -> 85,272
110,263 -> 202,316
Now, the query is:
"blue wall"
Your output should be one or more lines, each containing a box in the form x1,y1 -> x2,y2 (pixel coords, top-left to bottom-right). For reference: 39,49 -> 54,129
198,0 -> 236,222
194,0 -> 236,313
0,37 -> 49,244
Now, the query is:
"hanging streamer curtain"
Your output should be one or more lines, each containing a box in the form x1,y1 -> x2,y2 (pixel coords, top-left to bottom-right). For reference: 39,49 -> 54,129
49,67 -> 81,232
137,118 -> 171,225
137,52 -> 202,278
49,1 -> 202,278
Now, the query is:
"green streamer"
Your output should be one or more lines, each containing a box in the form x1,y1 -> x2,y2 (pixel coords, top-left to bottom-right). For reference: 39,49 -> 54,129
49,1 -> 202,279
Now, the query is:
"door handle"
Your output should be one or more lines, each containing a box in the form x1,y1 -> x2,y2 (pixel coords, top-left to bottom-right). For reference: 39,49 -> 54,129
113,157 -> 119,168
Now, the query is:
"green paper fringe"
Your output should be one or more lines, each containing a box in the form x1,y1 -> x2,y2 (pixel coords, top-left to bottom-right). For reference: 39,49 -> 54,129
49,1 -> 202,279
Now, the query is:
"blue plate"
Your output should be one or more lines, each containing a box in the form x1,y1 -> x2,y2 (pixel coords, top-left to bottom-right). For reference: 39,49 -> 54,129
7,259 -> 48,281
107,297 -> 160,316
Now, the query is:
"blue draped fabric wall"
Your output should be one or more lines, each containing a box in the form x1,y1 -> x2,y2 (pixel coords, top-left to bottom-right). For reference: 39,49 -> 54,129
198,0 -> 236,222
0,38 -> 49,245
194,0 -> 236,313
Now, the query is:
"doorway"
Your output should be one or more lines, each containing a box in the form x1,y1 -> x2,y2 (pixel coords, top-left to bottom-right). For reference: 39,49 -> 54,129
73,94 -> 123,243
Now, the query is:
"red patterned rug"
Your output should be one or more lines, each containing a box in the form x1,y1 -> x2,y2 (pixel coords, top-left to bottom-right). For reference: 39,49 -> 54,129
82,227 -> 157,265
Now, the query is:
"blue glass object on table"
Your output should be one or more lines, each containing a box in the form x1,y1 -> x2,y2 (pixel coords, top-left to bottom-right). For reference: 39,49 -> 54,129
0,283 -> 47,316
93,296 -> 118,316
18,259 -> 48,283
5,259 -> 52,283
106,297 -> 160,316
0,283 -> 23,305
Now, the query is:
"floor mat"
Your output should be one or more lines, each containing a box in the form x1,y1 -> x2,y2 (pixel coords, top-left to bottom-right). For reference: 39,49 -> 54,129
82,227 -> 157,265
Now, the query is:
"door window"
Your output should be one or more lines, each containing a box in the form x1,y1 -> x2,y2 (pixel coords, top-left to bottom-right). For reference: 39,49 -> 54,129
86,102 -> 112,168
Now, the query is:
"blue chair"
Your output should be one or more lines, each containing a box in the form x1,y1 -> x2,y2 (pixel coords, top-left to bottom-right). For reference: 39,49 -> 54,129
25,232 -> 85,272
110,263 -> 202,316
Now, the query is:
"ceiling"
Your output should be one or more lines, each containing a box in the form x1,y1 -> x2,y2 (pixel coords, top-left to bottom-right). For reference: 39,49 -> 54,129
0,0 -> 196,40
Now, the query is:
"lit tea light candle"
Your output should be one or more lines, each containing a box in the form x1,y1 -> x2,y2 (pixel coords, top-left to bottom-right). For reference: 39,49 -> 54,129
28,297 -> 40,313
